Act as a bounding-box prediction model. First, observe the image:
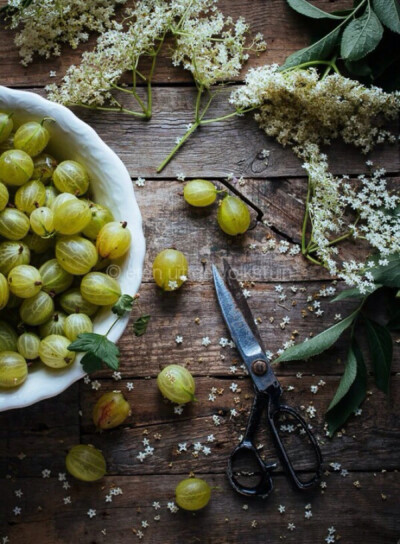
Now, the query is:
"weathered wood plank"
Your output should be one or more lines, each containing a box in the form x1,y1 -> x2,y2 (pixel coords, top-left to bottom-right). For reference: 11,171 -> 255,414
0,384 -> 80,477
1,472 -> 399,543
1,376 -> 398,476
3,88 -> 398,178
79,376 -> 400,474
136,178 -> 383,284
113,282 -> 400,376
70,88 -> 400,178
0,0 -> 351,87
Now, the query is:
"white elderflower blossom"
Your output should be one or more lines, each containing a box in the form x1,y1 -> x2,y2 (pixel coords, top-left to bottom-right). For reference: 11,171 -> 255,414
172,3 -> 266,88
5,0 -> 128,66
230,63 -> 400,286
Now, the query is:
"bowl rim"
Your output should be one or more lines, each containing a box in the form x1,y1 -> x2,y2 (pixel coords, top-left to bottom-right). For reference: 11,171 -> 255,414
0,85 -> 146,412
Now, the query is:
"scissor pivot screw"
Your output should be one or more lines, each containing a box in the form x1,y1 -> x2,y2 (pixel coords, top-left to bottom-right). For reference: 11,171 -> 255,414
252,360 -> 267,376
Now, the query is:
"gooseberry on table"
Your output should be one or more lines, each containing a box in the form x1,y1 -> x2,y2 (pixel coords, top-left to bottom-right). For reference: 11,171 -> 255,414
157,364 -> 196,404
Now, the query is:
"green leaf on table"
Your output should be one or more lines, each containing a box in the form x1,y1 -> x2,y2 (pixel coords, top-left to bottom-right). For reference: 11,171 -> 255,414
372,0 -> 400,33
370,253 -> 400,288
112,294 -> 135,317
287,0 -> 345,20
331,284 -> 381,302
341,7 -> 384,61
133,314 -> 151,337
275,309 -> 359,362
326,341 -> 367,436
68,332 -> 120,371
281,25 -> 342,69
364,319 -> 392,394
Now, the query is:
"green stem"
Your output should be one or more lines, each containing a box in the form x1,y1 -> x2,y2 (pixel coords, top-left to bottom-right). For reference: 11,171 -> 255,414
301,176 -> 312,254
305,253 -> 323,266
72,102 -> 147,118
156,121 -> 200,173
105,316 -> 121,337
308,230 -> 354,254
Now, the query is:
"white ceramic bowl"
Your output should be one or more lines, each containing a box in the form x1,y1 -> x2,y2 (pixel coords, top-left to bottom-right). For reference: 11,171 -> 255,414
0,86 -> 145,412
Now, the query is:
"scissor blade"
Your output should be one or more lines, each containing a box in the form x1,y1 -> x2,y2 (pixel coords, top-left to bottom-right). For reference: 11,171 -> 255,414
212,264 -> 265,361
222,260 -> 266,352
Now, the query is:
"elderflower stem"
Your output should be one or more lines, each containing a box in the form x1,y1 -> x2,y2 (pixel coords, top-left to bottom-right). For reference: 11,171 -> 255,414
156,121 -> 200,173
71,102 -> 147,118
301,176 -> 312,254
308,231 -> 354,254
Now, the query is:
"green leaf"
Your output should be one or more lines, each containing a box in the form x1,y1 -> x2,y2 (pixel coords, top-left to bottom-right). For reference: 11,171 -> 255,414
341,7 -> 384,61
326,341 -> 367,436
80,352 -> 103,374
281,25 -> 342,69
331,284 -> 381,302
68,332 -> 120,371
133,314 -> 151,337
327,346 -> 358,411
364,319 -> 393,394
275,309 -> 359,362
344,58 -> 373,77
372,0 -> 400,33
287,0 -> 345,20
370,253 -> 400,288
112,294 -> 135,317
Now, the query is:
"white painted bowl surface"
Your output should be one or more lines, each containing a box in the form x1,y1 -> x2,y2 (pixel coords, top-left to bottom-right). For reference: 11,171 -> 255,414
0,86 -> 145,412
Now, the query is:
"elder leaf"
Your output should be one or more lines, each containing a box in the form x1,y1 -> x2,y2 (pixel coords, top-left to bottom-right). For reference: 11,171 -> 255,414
275,309 -> 359,362
341,7 -> 384,61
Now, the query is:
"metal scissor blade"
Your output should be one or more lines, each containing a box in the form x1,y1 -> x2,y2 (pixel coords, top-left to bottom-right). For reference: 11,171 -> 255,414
212,263 -> 265,361
222,260 -> 266,352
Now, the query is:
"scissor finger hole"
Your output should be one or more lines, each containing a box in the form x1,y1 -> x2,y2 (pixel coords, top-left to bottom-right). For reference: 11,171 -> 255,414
229,448 -> 269,490
272,410 -> 321,483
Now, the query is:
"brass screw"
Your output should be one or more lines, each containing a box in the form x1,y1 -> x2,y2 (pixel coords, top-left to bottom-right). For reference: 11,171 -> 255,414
252,360 -> 267,376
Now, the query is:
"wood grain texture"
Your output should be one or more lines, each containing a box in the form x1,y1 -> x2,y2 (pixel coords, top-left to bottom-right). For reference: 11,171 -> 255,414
1,0 -> 399,542
1,472 -> 399,544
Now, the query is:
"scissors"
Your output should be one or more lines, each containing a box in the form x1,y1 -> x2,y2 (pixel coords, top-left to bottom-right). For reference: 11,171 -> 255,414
212,261 -> 323,498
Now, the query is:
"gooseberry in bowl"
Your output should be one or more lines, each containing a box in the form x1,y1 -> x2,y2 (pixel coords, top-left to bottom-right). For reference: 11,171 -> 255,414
0,86 -> 145,412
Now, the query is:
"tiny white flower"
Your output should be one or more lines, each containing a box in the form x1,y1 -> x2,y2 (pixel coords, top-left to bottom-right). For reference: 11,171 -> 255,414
105,495 -> 112,503
310,385 -> 318,394
13,506 -> 21,516
168,280 -> 178,290
207,434 -> 215,443
202,337 -> 211,347
202,446 -> 211,456
152,501 -> 161,510
278,505 -> 285,514
141,521 -> 149,528
62,481 -> 70,490
354,408 -> 362,416
174,405 -> 184,415
112,371 -> 122,381
42,469 -> 51,478
14,489 -> 23,498
287,522 -> 296,531
167,501 -> 178,513
176,173 -> 186,181
87,509 -> 96,519
175,335 -> 183,344
135,177 -> 146,187
230,382 -> 238,392
126,382 -> 134,391
63,496 -> 71,505
242,289 -> 251,299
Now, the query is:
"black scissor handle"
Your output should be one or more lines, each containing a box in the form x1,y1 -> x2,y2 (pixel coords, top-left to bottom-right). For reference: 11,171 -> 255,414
268,402 -> 323,491
227,440 -> 276,499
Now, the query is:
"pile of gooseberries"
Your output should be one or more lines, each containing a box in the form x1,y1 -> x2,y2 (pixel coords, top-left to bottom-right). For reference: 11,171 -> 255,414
0,112 -> 132,389
183,179 -> 251,236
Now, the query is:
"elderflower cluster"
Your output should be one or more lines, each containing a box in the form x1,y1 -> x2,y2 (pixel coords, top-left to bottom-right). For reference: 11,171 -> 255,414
47,0 -> 264,107
303,146 -> 400,292
5,0 -> 127,66
171,1 -> 266,88
47,0 -> 180,107
230,64 -> 400,154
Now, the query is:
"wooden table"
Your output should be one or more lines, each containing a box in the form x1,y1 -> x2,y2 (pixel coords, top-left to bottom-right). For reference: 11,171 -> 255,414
1,1 -> 399,542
